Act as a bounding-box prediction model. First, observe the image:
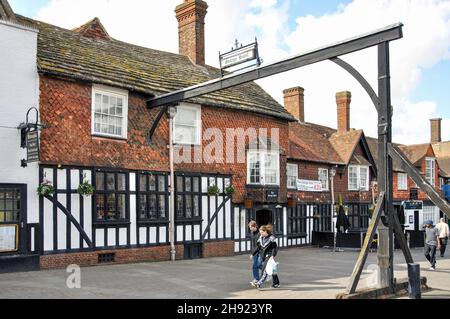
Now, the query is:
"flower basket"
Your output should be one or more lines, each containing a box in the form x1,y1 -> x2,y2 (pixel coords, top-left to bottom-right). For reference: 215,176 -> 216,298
287,198 -> 297,208
244,198 -> 253,209
77,180 -> 94,196
207,184 -> 220,196
225,185 -> 235,196
37,180 -> 55,196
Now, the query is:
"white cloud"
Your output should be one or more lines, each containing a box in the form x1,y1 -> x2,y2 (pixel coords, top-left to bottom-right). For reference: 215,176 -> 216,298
33,0 -> 450,144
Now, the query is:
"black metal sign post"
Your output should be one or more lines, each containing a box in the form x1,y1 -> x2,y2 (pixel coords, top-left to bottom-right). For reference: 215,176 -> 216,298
146,23 -> 450,295
18,107 -> 44,167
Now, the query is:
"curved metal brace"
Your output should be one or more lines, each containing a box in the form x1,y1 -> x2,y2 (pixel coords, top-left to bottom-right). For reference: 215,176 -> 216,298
329,57 -> 380,113
147,105 -> 168,143
44,194 -> 94,249
202,196 -> 231,240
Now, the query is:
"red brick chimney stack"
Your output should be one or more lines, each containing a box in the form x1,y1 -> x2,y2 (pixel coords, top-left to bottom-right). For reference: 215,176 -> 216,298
175,0 -> 208,66
430,118 -> 442,143
283,87 -> 305,122
336,91 -> 351,133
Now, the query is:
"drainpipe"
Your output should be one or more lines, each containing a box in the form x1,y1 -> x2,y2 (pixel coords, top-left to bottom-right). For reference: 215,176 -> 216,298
168,105 -> 178,261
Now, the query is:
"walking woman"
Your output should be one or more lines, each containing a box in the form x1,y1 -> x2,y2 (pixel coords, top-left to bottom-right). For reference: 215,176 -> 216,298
251,224 -> 280,289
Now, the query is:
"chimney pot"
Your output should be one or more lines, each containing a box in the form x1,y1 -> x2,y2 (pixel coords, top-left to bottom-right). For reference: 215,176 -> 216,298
430,118 -> 442,143
283,87 -> 305,122
336,91 -> 351,133
175,0 -> 208,66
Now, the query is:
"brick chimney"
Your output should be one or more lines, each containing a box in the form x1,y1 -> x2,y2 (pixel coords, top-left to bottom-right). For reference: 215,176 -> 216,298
430,118 -> 442,143
175,0 -> 208,66
283,87 -> 305,122
336,91 -> 351,133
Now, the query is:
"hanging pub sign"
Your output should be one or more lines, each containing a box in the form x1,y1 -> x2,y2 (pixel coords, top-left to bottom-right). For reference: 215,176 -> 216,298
297,179 -> 323,192
219,39 -> 262,75
26,130 -> 39,162
404,200 -> 423,210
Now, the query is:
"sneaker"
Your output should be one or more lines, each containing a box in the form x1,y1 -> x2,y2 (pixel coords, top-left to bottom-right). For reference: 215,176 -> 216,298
429,266 -> 436,271
272,283 -> 280,288
249,280 -> 257,286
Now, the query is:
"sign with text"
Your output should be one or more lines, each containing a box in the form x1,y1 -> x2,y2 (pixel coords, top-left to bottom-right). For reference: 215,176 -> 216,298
26,130 -> 39,162
219,40 -> 261,75
297,179 -> 323,192
0,225 -> 18,252
404,200 -> 423,210
266,189 -> 279,202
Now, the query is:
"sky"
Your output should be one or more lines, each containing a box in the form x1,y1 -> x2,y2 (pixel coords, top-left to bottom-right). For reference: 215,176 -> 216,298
9,0 -> 450,145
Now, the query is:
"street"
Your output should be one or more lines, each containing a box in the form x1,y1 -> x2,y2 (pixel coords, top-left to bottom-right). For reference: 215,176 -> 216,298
0,247 -> 448,299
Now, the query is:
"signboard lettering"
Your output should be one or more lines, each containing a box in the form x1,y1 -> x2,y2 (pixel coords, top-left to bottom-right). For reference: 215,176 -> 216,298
27,130 -> 39,162
297,179 -> 323,192
404,200 -> 423,210
266,190 -> 279,202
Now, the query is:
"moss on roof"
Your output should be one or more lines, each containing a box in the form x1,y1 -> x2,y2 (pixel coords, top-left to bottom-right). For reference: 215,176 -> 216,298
16,15 -> 295,121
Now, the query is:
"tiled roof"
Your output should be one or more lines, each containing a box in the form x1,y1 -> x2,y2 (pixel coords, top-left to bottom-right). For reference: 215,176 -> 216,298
329,130 -> 363,165
288,122 -> 343,164
433,141 -> 450,178
15,15 -> 295,121
0,0 -> 15,22
398,144 -> 430,166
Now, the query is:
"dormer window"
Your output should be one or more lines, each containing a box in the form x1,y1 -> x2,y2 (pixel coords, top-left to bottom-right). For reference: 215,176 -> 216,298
91,85 -> 128,139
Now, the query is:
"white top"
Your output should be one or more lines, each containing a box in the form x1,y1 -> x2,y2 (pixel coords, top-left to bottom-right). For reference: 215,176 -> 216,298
436,222 -> 450,238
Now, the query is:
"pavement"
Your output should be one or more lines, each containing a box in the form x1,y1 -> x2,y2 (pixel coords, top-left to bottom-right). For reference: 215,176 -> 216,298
0,247 -> 448,299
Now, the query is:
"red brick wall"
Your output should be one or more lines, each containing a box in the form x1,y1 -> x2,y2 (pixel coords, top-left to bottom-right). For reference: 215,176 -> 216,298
393,146 -> 441,201
39,76 -> 290,204
40,245 -> 185,270
288,142 -> 373,204
203,240 -> 234,258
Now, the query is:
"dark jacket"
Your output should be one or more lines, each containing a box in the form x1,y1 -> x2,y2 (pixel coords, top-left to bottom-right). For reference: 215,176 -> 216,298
253,234 -> 278,261
250,230 -> 260,255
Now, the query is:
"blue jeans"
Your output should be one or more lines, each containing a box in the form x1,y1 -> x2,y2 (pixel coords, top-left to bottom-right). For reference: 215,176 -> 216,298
252,255 -> 262,281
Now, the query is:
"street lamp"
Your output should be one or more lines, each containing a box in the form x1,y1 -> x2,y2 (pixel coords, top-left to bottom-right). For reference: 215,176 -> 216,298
330,166 -> 337,252
168,105 -> 177,261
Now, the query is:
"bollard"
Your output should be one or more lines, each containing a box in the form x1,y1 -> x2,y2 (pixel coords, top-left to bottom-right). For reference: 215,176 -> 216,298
407,263 -> 421,299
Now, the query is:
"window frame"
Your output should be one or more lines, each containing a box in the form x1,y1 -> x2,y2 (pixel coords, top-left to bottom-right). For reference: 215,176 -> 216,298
136,172 -> 169,223
93,170 -> 130,224
91,85 -> 129,140
286,163 -> 298,189
425,157 -> 435,187
173,103 -> 202,146
397,172 -> 408,191
247,150 -> 280,186
318,168 -> 329,191
348,165 -> 370,191
175,174 -> 203,221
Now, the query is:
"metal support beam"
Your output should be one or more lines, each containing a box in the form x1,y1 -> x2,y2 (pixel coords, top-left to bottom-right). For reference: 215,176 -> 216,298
347,192 -> 385,294
377,42 -> 395,291
147,23 -> 403,108
147,105 -> 168,143
329,57 -> 380,113
388,143 -> 450,217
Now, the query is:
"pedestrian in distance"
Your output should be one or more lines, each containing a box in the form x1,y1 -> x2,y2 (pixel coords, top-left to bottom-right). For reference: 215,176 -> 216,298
248,220 -> 262,285
251,224 -> 280,289
424,220 -> 441,270
436,218 -> 449,258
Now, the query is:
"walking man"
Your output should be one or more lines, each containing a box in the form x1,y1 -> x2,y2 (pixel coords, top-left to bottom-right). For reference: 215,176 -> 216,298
424,220 -> 441,270
248,220 -> 262,285
436,218 -> 449,258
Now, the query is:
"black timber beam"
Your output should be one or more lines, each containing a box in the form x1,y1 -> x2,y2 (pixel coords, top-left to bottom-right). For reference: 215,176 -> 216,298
147,23 -> 403,108
388,143 -> 450,217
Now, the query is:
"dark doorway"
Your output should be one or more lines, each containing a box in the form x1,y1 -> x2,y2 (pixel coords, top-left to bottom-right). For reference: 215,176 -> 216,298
256,209 -> 273,228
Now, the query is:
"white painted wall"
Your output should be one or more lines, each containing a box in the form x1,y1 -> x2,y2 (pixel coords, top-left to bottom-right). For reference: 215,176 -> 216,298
0,20 -> 39,223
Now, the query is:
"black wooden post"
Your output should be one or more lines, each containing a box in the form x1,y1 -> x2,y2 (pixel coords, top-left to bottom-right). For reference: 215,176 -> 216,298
378,42 -> 395,291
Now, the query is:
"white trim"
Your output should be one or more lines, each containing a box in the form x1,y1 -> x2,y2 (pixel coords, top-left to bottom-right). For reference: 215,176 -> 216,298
172,103 -> 202,145
247,150 -> 280,186
348,165 -> 370,191
91,84 -> 129,140
287,163 -> 298,189
0,19 -> 39,33
397,172 -> 408,191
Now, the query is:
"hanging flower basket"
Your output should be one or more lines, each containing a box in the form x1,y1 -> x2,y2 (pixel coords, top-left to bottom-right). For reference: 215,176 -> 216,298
77,180 -> 94,196
287,198 -> 297,208
37,180 -> 55,196
225,185 -> 235,196
207,184 -> 220,196
244,198 -> 253,209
